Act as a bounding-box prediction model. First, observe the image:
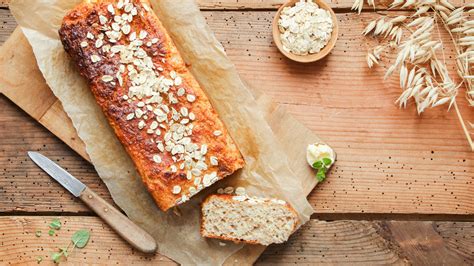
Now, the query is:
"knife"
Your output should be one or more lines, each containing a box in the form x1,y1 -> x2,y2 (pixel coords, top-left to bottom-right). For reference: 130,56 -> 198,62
28,151 -> 157,254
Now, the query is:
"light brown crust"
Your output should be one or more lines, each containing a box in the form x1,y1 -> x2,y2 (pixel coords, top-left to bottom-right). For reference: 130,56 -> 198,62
200,194 -> 299,245
59,0 -> 244,211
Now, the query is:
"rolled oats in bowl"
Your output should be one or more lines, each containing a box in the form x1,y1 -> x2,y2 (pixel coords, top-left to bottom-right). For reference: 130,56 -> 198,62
278,0 -> 334,55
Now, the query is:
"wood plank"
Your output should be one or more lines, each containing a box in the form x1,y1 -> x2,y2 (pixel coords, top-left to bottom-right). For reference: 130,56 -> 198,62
2,95 -> 473,216
0,0 -> 469,9
197,0 -> 469,10
0,8 -> 15,43
377,221 -> 474,265
258,220 -> 474,264
1,216 -> 472,265
0,97 -> 111,214
0,216 -> 175,265
205,10 -> 474,214
1,10 -> 473,215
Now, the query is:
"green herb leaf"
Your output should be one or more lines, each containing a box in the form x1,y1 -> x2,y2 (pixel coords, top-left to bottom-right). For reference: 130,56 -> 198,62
60,247 -> 69,257
71,230 -> 90,248
322,157 -> 333,166
312,161 -> 323,169
312,157 -> 332,182
36,256 -> 43,264
49,219 -> 61,230
51,252 -> 62,263
316,169 -> 326,182
35,230 -> 42,237
48,229 -> 55,236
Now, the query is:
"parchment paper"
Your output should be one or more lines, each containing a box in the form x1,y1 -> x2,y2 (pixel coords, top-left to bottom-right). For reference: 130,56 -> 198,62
10,0 -> 328,264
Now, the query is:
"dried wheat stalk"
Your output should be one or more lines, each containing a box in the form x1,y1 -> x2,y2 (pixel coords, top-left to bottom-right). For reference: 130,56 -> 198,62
353,0 -> 474,150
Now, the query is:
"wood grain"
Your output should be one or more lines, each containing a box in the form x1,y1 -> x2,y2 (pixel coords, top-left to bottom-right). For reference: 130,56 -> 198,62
0,216 -> 472,265
0,216 -> 174,265
1,2 -> 474,265
258,220 -> 474,265
377,221 -> 474,265
195,0 -> 469,9
1,10 -> 473,215
0,97 -> 112,214
205,11 -> 474,215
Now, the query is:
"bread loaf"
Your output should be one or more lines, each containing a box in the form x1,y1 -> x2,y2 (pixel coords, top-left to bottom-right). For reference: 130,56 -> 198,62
59,0 -> 244,211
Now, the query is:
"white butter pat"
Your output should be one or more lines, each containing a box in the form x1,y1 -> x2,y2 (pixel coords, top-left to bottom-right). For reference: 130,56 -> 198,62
306,143 -> 335,168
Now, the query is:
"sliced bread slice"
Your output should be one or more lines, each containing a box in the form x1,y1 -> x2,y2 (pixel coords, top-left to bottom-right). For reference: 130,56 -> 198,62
201,194 -> 299,245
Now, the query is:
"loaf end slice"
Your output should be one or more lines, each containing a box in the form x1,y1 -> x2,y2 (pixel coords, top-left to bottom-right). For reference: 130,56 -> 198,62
201,194 -> 299,245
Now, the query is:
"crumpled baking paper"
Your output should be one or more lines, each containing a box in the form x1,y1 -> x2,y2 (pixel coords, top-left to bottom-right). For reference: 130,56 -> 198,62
9,0 -> 329,264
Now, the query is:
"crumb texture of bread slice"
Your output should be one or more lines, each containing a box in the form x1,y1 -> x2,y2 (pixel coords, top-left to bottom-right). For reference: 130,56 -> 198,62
201,194 -> 299,245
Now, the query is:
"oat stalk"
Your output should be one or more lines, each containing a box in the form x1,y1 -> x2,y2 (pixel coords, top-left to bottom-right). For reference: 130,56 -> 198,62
353,0 -> 474,150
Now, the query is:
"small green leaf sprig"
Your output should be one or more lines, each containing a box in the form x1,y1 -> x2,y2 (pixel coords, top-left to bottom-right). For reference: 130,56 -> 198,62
51,229 -> 90,263
34,219 -> 91,264
312,157 -> 333,182
48,218 -> 61,236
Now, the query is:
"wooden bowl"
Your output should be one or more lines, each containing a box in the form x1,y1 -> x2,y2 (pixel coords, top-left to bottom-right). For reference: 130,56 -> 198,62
272,0 -> 339,63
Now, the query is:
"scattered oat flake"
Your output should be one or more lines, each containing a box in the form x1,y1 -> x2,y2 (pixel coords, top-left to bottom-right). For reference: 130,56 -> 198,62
235,187 -> 246,195
122,24 -> 131,35
153,154 -> 162,163
95,39 -> 103,48
213,130 -> 222,136
91,55 -> 101,63
139,30 -> 148,39
210,156 -> 218,166
99,15 -> 108,25
126,113 -> 135,120
186,94 -> 196,102
224,186 -> 234,194
172,185 -> 181,194
101,75 -> 114,82
107,4 -> 115,14
124,3 -> 133,13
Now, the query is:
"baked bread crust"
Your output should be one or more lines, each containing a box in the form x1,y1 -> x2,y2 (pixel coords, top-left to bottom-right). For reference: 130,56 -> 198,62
59,0 -> 244,211
201,194 -> 299,245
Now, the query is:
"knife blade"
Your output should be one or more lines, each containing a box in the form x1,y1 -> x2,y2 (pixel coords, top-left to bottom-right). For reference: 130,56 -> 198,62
27,151 -> 157,254
28,151 -> 86,197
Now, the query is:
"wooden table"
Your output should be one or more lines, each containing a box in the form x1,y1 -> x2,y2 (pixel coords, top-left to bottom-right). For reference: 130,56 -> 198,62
1,0 -> 473,264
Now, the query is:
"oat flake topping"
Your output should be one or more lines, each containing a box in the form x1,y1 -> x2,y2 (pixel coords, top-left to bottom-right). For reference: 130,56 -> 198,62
86,0 -> 221,205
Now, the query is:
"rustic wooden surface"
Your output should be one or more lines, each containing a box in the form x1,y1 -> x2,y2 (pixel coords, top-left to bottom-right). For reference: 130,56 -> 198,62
1,0 -> 473,265
1,217 -> 473,265
0,0 -> 470,9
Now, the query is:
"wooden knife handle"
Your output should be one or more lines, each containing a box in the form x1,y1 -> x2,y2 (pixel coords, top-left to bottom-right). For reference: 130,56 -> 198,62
79,187 -> 157,254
